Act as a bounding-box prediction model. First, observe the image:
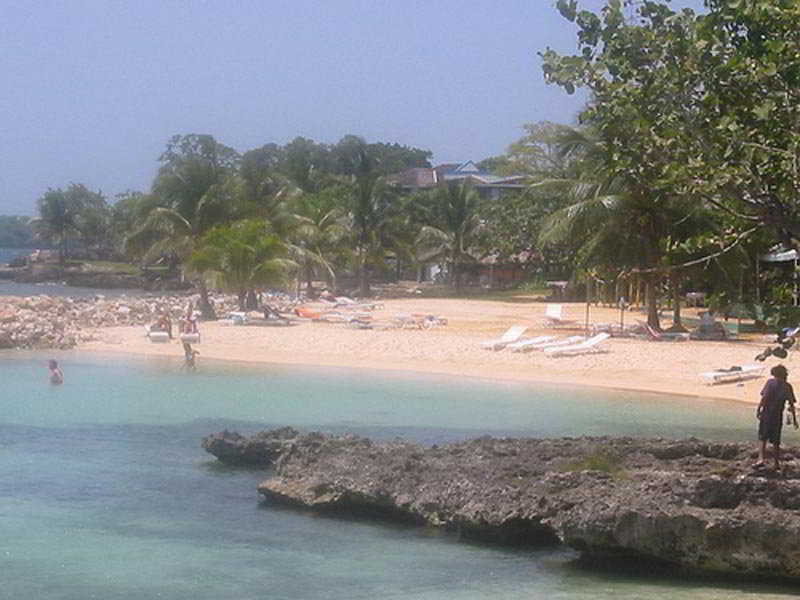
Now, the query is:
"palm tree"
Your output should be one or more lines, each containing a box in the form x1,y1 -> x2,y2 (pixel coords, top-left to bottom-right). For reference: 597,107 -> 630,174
289,187 -> 350,292
348,148 -> 396,297
417,180 -> 483,291
127,135 -> 239,319
537,126 -> 717,329
188,220 -> 294,311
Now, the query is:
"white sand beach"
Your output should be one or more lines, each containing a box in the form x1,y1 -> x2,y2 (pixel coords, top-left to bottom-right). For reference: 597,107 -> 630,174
79,298 -> 782,405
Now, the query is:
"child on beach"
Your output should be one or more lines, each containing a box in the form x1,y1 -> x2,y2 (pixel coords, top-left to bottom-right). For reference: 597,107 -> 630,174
756,364 -> 798,471
48,359 -> 64,385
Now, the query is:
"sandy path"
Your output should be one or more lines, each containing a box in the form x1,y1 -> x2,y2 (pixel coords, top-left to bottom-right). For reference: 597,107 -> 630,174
80,298 -> 782,404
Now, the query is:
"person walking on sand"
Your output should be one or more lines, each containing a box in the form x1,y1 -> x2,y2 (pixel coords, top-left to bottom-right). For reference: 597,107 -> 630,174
756,364 -> 798,470
48,359 -> 64,385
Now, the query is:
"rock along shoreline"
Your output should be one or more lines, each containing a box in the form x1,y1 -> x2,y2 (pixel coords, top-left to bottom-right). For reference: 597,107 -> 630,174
203,427 -> 800,581
0,293 -> 240,350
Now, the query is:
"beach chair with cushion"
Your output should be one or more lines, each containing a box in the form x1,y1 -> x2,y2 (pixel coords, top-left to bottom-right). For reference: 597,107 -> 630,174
543,304 -> 578,327
506,335 -> 556,352
700,364 -> 764,385
544,333 -> 611,357
480,325 -> 528,350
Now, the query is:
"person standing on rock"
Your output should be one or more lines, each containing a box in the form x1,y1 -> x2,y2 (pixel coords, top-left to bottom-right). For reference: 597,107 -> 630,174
756,364 -> 798,470
48,359 -> 64,385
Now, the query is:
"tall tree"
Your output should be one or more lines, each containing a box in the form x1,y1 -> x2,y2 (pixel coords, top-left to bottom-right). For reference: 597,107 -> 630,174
188,220 -> 293,311
539,0 -> 737,326
289,186 -> 350,292
417,180 -> 484,292
347,145 -> 397,296
32,183 -> 105,265
687,1 -> 800,249
129,134 -> 240,318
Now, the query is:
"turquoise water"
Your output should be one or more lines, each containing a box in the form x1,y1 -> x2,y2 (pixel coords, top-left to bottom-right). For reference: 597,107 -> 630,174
1,353 -> 796,599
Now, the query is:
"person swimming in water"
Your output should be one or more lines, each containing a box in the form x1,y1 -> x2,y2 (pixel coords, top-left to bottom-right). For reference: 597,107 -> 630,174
48,359 -> 64,385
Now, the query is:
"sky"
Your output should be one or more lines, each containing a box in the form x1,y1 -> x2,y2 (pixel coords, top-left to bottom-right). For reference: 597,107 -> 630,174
1,0 -> 705,216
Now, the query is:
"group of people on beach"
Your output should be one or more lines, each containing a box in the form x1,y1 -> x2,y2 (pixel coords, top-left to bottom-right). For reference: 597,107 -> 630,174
149,303 -> 199,341
147,302 -> 201,371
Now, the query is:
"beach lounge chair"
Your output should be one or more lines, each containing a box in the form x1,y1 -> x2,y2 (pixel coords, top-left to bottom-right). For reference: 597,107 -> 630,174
543,304 -> 578,327
143,324 -> 170,343
643,323 -> 690,341
146,329 -> 170,343
481,325 -> 528,350
529,335 -> 584,351
544,333 -> 611,357
391,313 -> 430,329
180,332 -> 201,343
506,335 -> 556,352
227,311 -> 248,325
700,364 -> 764,385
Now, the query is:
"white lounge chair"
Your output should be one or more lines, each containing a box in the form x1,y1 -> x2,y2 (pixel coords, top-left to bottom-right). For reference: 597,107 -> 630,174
700,364 -> 764,385
543,304 -> 578,327
529,335 -> 584,351
544,333 -> 611,357
144,325 -> 170,343
180,332 -> 201,344
506,335 -> 556,352
481,325 -> 528,350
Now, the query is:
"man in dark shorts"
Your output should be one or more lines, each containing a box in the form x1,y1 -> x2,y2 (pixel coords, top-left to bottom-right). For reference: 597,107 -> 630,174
756,364 -> 798,470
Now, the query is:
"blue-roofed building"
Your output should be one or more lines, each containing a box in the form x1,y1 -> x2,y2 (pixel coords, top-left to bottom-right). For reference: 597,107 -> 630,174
387,161 -> 526,199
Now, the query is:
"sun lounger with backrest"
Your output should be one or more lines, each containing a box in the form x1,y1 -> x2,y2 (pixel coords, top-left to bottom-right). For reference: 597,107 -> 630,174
506,335 -> 556,352
544,333 -> 611,356
544,304 -> 577,327
529,335 -> 584,351
481,325 -> 528,350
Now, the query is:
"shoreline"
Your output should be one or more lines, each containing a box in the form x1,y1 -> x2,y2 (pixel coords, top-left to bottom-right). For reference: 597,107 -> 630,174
76,298 -> 778,406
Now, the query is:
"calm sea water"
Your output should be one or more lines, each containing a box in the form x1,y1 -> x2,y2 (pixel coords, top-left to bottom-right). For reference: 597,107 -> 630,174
1,353 -> 796,599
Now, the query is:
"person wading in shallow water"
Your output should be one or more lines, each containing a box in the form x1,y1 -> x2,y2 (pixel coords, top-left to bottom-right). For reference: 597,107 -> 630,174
182,342 -> 199,371
48,359 -> 64,385
756,364 -> 798,471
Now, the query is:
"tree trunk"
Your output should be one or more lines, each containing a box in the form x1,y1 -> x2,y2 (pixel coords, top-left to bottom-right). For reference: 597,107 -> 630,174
237,290 -> 247,312
358,250 -> 370,297
59,235 -> 66,267
645,275 -> 661,329
667,270 -> 688,332
197,280 -> 217,320
305,264 -> 314,294
452,261 -> 461,292
245,289 -> 259,310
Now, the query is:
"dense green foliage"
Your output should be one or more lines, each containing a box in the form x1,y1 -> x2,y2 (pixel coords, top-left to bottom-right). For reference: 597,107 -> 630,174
0,216 -> 36,248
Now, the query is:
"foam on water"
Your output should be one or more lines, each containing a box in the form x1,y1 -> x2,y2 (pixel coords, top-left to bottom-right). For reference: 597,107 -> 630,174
0,353 -> 795,599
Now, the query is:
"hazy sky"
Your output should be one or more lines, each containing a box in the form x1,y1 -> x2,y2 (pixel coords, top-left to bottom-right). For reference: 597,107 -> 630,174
1,0 -> 705,215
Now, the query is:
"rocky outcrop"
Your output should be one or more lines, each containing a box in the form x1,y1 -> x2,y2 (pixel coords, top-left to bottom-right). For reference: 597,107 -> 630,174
0,293 -> 241,350
203,428 -> 800,580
